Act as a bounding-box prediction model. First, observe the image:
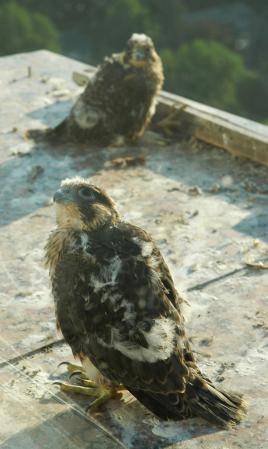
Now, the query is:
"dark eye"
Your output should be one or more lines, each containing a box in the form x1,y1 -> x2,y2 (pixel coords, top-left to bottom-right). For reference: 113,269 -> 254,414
78,187 -> 96,200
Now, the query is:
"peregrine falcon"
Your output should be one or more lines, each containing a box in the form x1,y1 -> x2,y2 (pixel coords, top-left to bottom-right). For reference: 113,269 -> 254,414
45,177 -> 247,426
30,34 -> 164,146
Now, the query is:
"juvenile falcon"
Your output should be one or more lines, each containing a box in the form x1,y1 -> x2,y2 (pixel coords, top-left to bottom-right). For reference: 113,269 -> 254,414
45,177 -> 247,426
29,34 -> 163,146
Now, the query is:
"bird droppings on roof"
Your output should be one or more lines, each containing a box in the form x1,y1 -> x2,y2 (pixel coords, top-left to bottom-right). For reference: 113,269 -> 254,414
0,50 -> 268,449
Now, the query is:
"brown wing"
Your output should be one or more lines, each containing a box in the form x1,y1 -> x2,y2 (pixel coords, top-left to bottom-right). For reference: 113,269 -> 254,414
77,223 -> 194,398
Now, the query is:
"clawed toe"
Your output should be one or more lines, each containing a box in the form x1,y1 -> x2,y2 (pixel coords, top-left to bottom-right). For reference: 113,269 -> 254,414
69,370 -> 85,379
54,379 -> 115,411
58,361 -> 85,374
54,360 -> 123,411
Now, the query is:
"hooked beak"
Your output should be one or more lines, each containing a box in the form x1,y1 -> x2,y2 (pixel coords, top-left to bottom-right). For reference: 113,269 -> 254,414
133,48 -> 146,61
53,188 -> 74,204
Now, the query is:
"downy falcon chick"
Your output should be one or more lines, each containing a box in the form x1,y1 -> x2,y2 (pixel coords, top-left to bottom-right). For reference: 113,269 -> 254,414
45,177 -> 247,426
30,34 -> 163,146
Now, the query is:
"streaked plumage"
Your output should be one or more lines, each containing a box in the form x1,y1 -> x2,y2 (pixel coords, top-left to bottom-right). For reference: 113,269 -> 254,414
45,177 -> 247,426
30,34 -> 163,146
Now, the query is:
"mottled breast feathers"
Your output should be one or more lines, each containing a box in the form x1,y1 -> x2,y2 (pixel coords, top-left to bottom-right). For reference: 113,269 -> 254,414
47,217 -> 247,426
48,222 -> 191,396
54,51 -> 163,145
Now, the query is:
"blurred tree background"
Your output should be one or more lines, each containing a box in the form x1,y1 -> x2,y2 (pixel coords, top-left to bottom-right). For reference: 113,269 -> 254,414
0,0 -> 267,123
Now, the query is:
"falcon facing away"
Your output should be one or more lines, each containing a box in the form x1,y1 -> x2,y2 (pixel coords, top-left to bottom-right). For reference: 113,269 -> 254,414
45,177 -> 247,426
29,34 -> 163,146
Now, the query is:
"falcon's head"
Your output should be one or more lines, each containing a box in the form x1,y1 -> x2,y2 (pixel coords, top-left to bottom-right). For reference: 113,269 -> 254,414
124,33 -> 157,67
53,177 -> 120,231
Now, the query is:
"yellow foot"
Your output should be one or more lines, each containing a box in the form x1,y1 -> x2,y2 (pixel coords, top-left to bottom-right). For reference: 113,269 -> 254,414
54,379 -> 109,409
55,361 -> 124,411
54,378 -> 122,411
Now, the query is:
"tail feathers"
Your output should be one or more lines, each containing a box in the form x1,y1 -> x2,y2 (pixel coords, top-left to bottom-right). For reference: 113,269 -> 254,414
129,378 -> 247,427
189,379 -> 247,427
129,388 -> 183,421
25,119 -> 69,143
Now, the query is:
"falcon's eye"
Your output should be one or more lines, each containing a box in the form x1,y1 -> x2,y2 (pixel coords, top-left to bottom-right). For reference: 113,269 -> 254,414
78,187 -> 96,201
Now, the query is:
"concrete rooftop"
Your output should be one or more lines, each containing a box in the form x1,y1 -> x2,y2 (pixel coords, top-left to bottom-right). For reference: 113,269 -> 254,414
0,50 -> 268,449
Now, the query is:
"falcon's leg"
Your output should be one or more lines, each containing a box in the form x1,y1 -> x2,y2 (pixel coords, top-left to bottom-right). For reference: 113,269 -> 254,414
55,380 -> 115,410
54,378 -> 124,411
55,362 -> 124,411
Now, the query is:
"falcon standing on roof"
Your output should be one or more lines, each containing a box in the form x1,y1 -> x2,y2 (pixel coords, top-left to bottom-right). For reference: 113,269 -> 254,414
45,177 -> 247,426
29,34 -> 163,146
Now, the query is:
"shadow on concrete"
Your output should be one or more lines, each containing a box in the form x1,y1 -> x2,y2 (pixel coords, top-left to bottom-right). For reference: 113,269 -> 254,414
26,391 -> 220,449
27,99 -> 73,127
1,105 -> 268,244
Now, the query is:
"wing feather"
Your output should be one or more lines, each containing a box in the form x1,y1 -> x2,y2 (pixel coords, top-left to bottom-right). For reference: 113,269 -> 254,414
78,223 -> 193,396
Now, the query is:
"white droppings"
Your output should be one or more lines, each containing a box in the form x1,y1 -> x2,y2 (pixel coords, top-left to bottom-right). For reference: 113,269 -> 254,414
152,421 -> 189,441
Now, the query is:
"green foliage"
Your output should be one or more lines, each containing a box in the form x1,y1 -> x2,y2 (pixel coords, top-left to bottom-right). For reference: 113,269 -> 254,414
21,0 -> 101,31
88,0 -> 157,59
19,0 -> 184,61
161,40 -> 248,113
85,0 -> 185,62
0,1 -> 60,56
237,73 -> 268,120
184,0 -> 268,14
141,0 -> 185,48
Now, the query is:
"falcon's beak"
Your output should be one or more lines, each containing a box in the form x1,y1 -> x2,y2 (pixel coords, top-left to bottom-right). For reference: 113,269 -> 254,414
53,188 -> 74,204
134,48 -> 146,61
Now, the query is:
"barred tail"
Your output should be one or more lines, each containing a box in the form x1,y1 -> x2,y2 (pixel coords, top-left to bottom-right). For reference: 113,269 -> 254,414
189,377 -> 247,427
129,377 -> 247,427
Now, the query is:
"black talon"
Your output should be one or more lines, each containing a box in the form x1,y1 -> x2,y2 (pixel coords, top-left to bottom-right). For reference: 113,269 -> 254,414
58,361 -> 70,368
53,381 -> 63,386
69,370 -> 83,379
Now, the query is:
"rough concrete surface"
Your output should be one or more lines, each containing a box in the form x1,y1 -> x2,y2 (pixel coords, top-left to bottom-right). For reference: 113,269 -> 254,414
0,51 -> 268,449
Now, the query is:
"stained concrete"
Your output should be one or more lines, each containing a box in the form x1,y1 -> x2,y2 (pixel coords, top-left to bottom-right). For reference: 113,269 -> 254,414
0,50 -> 268,449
